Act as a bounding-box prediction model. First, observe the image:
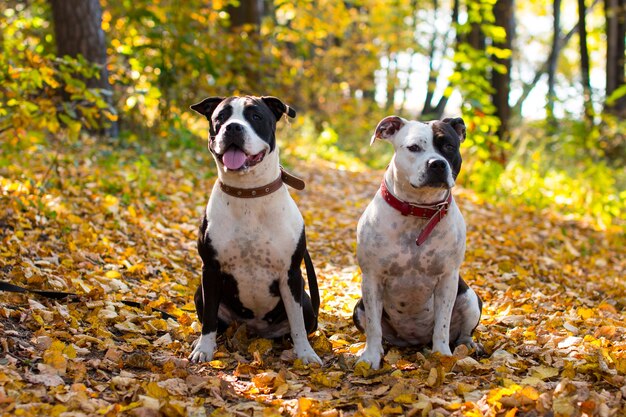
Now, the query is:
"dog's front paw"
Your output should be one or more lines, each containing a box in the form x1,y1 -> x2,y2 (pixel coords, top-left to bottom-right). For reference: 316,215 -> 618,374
188,334 -> 216,363
357,344 -> 384,370
295,345 -> 322,365
432,339 -> 453,356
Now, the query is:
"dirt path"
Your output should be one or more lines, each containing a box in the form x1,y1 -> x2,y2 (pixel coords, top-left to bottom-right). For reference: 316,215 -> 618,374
1,146 -> 625,416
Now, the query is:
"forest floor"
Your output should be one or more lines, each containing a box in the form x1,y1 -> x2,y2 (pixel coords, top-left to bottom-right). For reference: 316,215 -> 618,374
1,137 -> 625,417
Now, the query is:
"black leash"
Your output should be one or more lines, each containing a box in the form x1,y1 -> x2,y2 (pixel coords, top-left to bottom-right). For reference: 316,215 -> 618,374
303,249 -> 319,315
0,281 -> 78,300
0,281 -> 176,320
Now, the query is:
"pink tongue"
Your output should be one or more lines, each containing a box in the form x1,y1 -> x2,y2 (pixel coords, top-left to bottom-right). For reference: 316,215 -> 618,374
222,148 -> 247,170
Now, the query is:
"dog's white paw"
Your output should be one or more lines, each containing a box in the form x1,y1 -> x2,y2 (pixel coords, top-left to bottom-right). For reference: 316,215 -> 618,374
188,334 -> 216,363
432,342 -> 453,356
295,345 -> 322,365
357,344 -> 384,370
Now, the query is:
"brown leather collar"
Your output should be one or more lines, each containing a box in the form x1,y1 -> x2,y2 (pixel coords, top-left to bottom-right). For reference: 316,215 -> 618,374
380,178 -> 452,246
218,167 -> 305,198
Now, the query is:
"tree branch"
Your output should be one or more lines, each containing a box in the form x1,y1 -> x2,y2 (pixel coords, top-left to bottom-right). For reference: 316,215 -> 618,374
511,0 -> 600,114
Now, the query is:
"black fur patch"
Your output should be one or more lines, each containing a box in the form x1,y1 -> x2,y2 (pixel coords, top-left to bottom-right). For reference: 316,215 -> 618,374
457,275 -> 469,295
287,227 -> 318,333
431,121 -> 463,179
195,213 -> 227,335
210,96 -> 280,152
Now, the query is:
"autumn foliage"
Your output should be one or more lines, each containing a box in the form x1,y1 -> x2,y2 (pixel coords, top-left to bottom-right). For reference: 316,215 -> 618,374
1,139 -> 625,416
1,0 -> 626,416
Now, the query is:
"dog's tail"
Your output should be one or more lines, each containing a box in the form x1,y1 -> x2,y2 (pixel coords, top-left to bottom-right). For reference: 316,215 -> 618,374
303,248 -> 320,315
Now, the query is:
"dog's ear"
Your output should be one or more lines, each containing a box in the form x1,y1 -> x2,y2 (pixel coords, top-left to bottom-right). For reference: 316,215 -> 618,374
261,96 -> 297,121
190,97 -> 225,121
442,117 -> 466,142
371,116 -> 406,145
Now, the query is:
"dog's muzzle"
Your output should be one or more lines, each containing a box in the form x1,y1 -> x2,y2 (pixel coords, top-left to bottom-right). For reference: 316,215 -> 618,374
423,158 -> 451,188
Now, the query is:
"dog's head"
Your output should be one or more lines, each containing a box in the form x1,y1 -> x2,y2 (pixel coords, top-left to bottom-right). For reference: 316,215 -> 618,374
371,116 -> 466,190
191,95 -> 296,172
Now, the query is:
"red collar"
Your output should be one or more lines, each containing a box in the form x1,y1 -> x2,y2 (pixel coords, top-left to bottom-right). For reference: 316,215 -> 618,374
380,179 -> 452,246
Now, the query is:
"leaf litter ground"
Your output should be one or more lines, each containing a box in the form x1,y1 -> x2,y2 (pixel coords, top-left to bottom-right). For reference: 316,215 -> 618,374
1,139 -> 625,416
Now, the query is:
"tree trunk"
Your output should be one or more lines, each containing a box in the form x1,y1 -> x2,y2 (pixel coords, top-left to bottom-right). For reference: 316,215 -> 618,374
50,0 -> 117,137
226,0 -> 264,93
492,0 -> 515,142
511,0 -> 600,114
227,0 -> 264,28
421,0 -> 440,117
428,0 -> 461,119
605,0 -> 626,116
386,54 -> 399,112
578,0 -> 594,125
547,0 -> 562,125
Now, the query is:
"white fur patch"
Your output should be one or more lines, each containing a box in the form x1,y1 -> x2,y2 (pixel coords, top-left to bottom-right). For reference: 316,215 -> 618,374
356,121 -> 479,365
213,98 -> 269,157
382,121 -> 455,195
189,332 -> 216,363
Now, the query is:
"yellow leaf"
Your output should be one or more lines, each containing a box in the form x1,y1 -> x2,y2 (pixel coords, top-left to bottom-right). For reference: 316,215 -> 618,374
393,393 -> 414,404
50,404 -> 68,417
354,361 -> 372,377
357,404 -> 382,417
310,371 -> 342,388
144,381 -> 169,399
62,344 -> 77,359
208,360 -> 227,369
577,307 -> 594,319
248,338 -> 273,356
311,332 -> 333,353
562,361 -> 576,378
381,404 -> 403,414
105,270 -> 121,279
553,396 -> 577,416
426,367 -> 438,387
504,408 -> 518,417
251,371 -> 284,393
531,365 -> 559,380
297,397 -> 316,414
127,263 -> 145,274
43,341 -> 68,373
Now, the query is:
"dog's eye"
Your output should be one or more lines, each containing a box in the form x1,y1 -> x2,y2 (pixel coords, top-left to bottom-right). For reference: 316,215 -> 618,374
407,144 -> 422,152
252,114 -> 262,121
444,144 -> 456,152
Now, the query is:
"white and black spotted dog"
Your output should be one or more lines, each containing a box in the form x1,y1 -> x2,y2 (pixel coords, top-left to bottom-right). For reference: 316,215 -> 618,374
188,95 -> 322,365
353,115 -> 482,369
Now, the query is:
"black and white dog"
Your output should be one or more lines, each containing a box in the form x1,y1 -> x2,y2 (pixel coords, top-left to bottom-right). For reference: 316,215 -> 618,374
189,95 -> 322,365
353,116 -> 482,369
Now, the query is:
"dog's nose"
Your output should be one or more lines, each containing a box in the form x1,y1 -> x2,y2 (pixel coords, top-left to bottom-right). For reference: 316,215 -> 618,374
427,159 -> 447,173
225,123 -> 244,133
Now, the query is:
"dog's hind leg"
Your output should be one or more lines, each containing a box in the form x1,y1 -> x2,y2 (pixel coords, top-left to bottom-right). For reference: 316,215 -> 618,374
352,298 -> 365,333
281,229 -> 322,365
301,290 -> 318,334
451,276 -> 483,353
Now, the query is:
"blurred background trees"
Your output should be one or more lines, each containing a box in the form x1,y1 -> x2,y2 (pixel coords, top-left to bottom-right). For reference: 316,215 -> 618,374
0,0 -> 624,228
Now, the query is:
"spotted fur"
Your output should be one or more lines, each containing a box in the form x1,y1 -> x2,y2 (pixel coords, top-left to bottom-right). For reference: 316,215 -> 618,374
355,116 -> 482,369
189,96 -> 321,365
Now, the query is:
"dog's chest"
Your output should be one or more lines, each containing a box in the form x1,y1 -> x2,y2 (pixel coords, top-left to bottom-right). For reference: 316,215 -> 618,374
358,196 -> 466,302
206,190 -> 303,309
